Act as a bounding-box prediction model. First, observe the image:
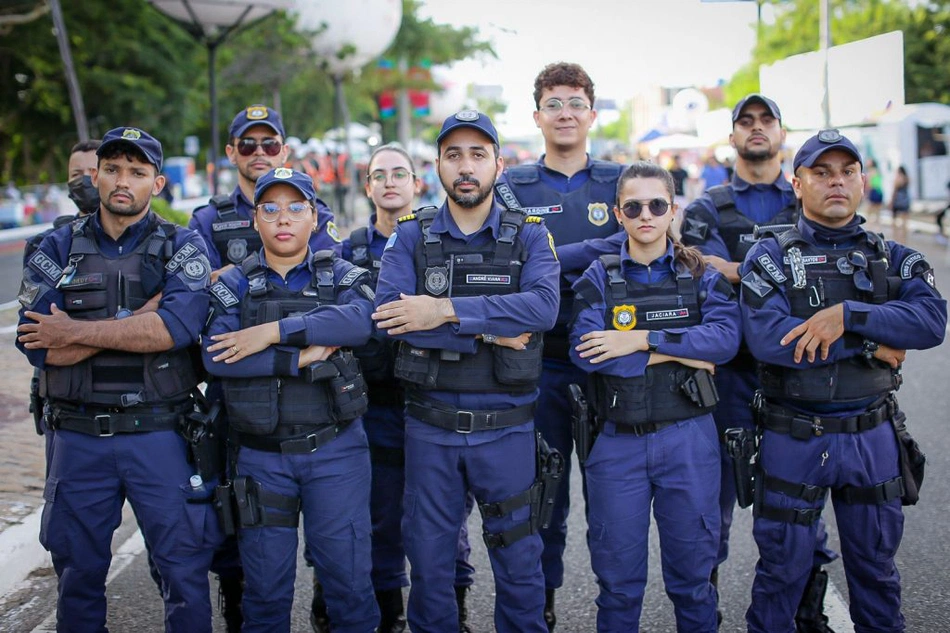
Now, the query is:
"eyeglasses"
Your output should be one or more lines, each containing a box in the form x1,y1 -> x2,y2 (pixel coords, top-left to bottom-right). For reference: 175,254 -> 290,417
235,138 -> 283,157
255,201 -> 312,222
539,97 -> 592,115
817,129 -> 843,144
619,198 -> 671,219
368,169 -> 414,186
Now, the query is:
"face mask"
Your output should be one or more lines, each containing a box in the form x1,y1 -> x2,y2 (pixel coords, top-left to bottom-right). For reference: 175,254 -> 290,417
67,175 -> 100,213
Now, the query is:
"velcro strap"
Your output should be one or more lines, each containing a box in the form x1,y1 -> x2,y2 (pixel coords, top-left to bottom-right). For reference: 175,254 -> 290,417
255,484 -> 300,528
762,473 -> 828,503
406,398 -> 535,433
754,502 -> 823,526
237,422 -> 349,454
478,482 -> 541,519
835,476 -> 905,505
760,399 -> 892,437
482,519 -> 536,549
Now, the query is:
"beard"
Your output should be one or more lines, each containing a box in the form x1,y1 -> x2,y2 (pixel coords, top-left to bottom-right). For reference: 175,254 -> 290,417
441,173 -> 495,209
738,139 -> 778,163
102,189 -> 148,217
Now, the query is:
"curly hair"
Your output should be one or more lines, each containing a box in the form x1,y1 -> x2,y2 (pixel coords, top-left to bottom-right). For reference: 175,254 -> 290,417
533,62 -> 595,109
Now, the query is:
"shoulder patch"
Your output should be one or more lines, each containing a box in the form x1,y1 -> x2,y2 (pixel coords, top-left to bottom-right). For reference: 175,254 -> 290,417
209,281 -> 239,308
325,221 -> 341,243
28,250 -> 64,281
182,258 -> 208,280
384,232 -> 398,251
17,279 -> 45,307
547,233 -> 558,260
166,242 -> 199,272
900,252 -> 925,279
755,253 -> 788,284
397,213 -> 416,223
741,271 -> 776,299
339,266 -> 369,287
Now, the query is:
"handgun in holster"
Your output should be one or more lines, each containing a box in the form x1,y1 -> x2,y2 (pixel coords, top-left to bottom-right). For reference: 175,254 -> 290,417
182,401 -> 223,483
29,369 -> 45,436
569,383 -> 595,465
213,482 -> 237,536
535,431 -> 565,531
724,427 -> 758,509
681,369 -> 719,408
232,476 -> 260,528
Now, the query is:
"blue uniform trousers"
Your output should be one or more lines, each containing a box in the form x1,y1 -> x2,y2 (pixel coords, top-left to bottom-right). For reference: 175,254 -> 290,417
365,403 -> 476,592
585,417 -> 721,633
41,429 -> 222,633
236,421 -> 378,633
533,359 -> 585,588
403,427 -> 547,633
746,421 -> 904,633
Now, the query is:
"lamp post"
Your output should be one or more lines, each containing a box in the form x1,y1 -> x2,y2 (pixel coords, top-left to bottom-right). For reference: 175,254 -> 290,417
147,0 -> 290,194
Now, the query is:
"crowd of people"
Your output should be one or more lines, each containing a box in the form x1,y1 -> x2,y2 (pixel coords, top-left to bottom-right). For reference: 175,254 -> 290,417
14,61 -> 947,633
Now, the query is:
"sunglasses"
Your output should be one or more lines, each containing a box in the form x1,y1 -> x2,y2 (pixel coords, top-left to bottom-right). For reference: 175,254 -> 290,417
235,138 -> 283,157
619,198 -> 671,219
837,250 -> 873,292
255,201 -> 312,223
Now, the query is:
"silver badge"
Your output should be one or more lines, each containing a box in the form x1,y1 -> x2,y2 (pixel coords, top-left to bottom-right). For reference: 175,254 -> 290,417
227,238 -> 248,264
424,266 -> 449,295
183,259 -> 208,280
455,110 -> 479,121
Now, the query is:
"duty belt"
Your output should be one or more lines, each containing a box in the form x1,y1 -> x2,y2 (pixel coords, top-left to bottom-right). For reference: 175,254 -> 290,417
407,397 -> 535,433
612,419 -> 678,437
237,421 -> 351,454
758,397 -> 896,439
51,403 -> 188,436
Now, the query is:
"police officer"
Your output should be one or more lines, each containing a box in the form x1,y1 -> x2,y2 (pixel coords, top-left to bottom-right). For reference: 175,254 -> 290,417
680,94 -> 838,629
16,127 -> 222,631
739,130 -> 946,632
570,162 -> 740,632
203,167 -> 379,632
496,63 -> 623,629
372,110 -> 560,633
342,143 -> 476,632
189,104 -> 341,283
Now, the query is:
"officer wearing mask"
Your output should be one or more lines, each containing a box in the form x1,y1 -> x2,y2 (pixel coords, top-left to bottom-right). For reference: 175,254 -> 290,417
739,130 -> 946,633
680,94 -> 838,630
189,104 -> 341,283
203,167 -> 379,632
372,110 -> 560,633
16,127 -> 221,631
496,63 -> 623,630
341,143 -> 476,633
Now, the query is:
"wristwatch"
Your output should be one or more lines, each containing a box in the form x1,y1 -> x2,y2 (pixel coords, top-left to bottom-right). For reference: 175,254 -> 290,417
481,333 -> 498,344
647,330 -> 663,352
115,308 -> 133,320
862,339 -> 879,362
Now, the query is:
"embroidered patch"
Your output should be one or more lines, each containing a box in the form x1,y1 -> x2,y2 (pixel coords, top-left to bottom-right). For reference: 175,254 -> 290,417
900,252 -> 924,279
741,271 -> 775,298
210,281 -> 239,307
339,267 -> 367,287
384,232 -> 398,251
548,233 -> 558,260
28,251 -> 63,281
782,255 -> 827,265
612,305 -> 637,330
644,308 -> 690,321
325,221 -> 341,242
212,220 -> 251,232
524,205 -> 563,216
494,183 -> 521,210
587,202 -> 609,226
756,254 -> 787,284
17,279 -> 41,307
182,258 -> 208,280
166,243 -> 199,272
59,272 -> 103,288
466,274 -> 511,284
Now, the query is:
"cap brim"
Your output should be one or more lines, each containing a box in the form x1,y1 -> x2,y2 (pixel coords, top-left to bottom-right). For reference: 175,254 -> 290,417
232,121 -> 284,139
97,139 -> 162,170
255,180 -> 315,204
797,144 -> 863,170
437,122 -> 498,147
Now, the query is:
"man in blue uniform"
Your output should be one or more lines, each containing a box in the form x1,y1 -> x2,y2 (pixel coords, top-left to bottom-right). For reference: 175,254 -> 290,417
496,63 -> 623,628
372,110 -> 560,633
680,94 -> 838,630
739,130 -> 946,633
189,104 -> 340,282
16,127 -> 222,632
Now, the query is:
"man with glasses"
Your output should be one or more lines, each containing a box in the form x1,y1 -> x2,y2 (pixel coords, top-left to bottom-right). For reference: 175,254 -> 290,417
190,105 -> 341,284
738,130 -> 945,633
497,63 -> 623,630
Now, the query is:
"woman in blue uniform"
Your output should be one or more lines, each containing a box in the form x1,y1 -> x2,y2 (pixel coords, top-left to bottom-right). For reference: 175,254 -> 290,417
203,168 -> 379,633
569,161 -> 741,632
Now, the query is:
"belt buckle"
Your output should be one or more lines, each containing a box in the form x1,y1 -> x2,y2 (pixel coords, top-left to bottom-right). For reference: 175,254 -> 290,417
789,415 -> 819,440
305,433 -> 321,452
633,424 -> 649,437
95,414 -> 115,437
456,411 -> 475,434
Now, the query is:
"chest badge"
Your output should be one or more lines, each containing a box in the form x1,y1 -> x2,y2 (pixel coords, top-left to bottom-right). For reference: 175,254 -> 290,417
227,238 -> 248,264
612,304 -> 637,331
588,202 -> 610,227
424,266 -> 449,295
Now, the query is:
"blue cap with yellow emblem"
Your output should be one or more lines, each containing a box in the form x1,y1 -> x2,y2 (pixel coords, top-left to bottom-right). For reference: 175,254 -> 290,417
230,104 -> 286,139
254,167 -> 316,204
97,127 -> 164,171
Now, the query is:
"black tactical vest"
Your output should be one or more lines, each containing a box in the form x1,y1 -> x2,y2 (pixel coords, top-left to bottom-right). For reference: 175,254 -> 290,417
588,254 -> 716,425
756,227 -> 902,404
43,215 -> 198,408
208,194 -> 262,265
392,207 -> 543,393
707,185 -> 799,263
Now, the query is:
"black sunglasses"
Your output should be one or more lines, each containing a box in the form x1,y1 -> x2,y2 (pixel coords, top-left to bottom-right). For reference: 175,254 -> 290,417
235,138 -> 283,157
619,198 -> 671,219
837,250 -> 873,292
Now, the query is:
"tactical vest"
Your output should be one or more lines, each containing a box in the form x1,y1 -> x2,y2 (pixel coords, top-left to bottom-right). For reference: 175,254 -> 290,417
347,226 -> 379,284
588,255 -> 717,425
393,207 -> 543,393
208,194 -> 261,265
503,161 -> 623,356
24,214 -> 77,261
221,250 -> 368,435
756,227 -> 902,404
43,215 -> 198,408
707,185 -> 799,263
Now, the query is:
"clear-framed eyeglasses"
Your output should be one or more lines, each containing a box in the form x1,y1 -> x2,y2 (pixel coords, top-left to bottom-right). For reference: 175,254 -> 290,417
539,97 -> 592,115
255,201 -> 312,223
368,168 -> 414,186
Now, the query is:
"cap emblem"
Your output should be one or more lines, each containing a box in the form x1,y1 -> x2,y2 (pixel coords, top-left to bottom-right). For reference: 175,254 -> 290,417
455,110 -> 479,121
247,106 -> 268,120
274,167 -> 293,179
121,128 -> 142,140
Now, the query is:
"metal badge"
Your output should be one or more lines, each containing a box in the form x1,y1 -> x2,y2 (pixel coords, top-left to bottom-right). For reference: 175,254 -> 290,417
227,238 -> 248,264
424,266 -> 449,295
788,247 -> 807,289
836,257 -> 854,275
455,110 -> 479,121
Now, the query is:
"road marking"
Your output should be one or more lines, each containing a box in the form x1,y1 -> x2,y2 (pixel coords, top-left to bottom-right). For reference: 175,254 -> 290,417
825,578 -> 855,632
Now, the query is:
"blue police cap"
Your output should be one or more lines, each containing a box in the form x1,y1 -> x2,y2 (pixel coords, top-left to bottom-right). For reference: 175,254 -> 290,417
436,110 -> 500,149
229,105 -> 285,139
254,168 -> 316,204
97,127 -> 163,171
793,129 -> 863,172
732,93 -> 782,123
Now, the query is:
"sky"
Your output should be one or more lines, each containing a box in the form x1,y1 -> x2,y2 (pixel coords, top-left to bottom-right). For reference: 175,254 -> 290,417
418,0 -> 770,139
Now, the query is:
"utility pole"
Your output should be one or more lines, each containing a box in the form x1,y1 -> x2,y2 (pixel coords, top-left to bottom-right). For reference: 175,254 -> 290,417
49,0 -> 88,141
819,0 -> 832,128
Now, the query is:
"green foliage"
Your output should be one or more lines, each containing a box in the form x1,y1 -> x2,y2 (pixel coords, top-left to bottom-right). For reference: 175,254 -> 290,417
149,196 -> 190,227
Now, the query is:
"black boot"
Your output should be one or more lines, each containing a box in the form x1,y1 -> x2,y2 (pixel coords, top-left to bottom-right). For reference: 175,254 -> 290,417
217,574 -> 244,633
456,585 -> 474,633
310,574 -> 331,633
543,587 -> 556,632
376,588 -> 407,633
795,567 -> 835,633
710,566 -> 723,628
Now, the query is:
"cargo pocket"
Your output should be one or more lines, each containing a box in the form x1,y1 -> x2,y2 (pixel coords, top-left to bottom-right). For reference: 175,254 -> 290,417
39,477 -> 67,555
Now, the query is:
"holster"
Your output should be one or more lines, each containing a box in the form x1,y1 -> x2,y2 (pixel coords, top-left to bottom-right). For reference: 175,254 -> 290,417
536,431 -> 565,530
232,475 -> 300,529
214,483 -> 237,537
29,370 -> 45,436
891,408 -> 925,505
682,368 -> 719,408
569,383 -> 595,465
724,427 -> 758,509
181,401 -> 224,483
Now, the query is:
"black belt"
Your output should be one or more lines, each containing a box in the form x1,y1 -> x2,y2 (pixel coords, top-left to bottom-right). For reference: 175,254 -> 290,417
759,398 -> 895,439
237,422 -> 350,454
406,398 -> 535,433
51,404 -> 187,436
612,419 -> 678,437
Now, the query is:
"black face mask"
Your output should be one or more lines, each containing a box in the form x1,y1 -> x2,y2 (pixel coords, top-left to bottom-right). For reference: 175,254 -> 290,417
67,175 -> 100,213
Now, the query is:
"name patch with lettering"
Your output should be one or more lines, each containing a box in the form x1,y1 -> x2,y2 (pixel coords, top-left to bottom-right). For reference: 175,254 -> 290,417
524,205 -> 563,216
466,274 -> 511,285
645,309 -> 690,321
212,220 -> 251,232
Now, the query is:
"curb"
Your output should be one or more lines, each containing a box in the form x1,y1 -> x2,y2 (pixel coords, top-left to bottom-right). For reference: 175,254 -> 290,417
0,505 -> 50,598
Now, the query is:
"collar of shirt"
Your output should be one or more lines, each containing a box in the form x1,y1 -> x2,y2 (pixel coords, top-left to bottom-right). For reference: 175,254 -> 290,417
429,200 -> 507,241
730,171 -> 794,194
233,187 -> 255,217
91,210 -> 155,252
536,154 -> 593,193
619,238 -> 677,281
255,247 -> 316,282
798,214 -> 866,248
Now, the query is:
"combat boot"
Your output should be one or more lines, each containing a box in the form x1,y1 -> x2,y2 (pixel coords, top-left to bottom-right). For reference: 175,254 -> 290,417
217,574 -> 244,633
795,567 -> 835,633
456,585 -> 474,633
376,588 -> 407,633
310,575 -> 331,633
544,587 -> 557,631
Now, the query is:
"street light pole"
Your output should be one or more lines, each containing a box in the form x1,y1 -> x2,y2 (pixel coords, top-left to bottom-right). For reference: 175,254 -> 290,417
819,0 -> 832,128
208,41 -> 220,193
49,0 -> 88,141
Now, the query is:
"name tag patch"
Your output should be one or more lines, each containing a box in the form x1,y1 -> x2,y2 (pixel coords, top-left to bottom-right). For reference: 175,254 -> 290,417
212,220 -> 251,231
645,308 -> 690,321
524,205 -> 563,216
61,272 -> 104,288
29,251 -> 63,281
782,255 -> 827,266
466,274 -> 511,285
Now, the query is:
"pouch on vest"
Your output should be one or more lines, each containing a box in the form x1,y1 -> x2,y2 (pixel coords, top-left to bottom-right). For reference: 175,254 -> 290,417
892,409 -> 925,505
147,351 -> 200,400
492,334 -> 544,386
223,378 -> 279,435
394,343 -> 438,388
328,351 -> 369,421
